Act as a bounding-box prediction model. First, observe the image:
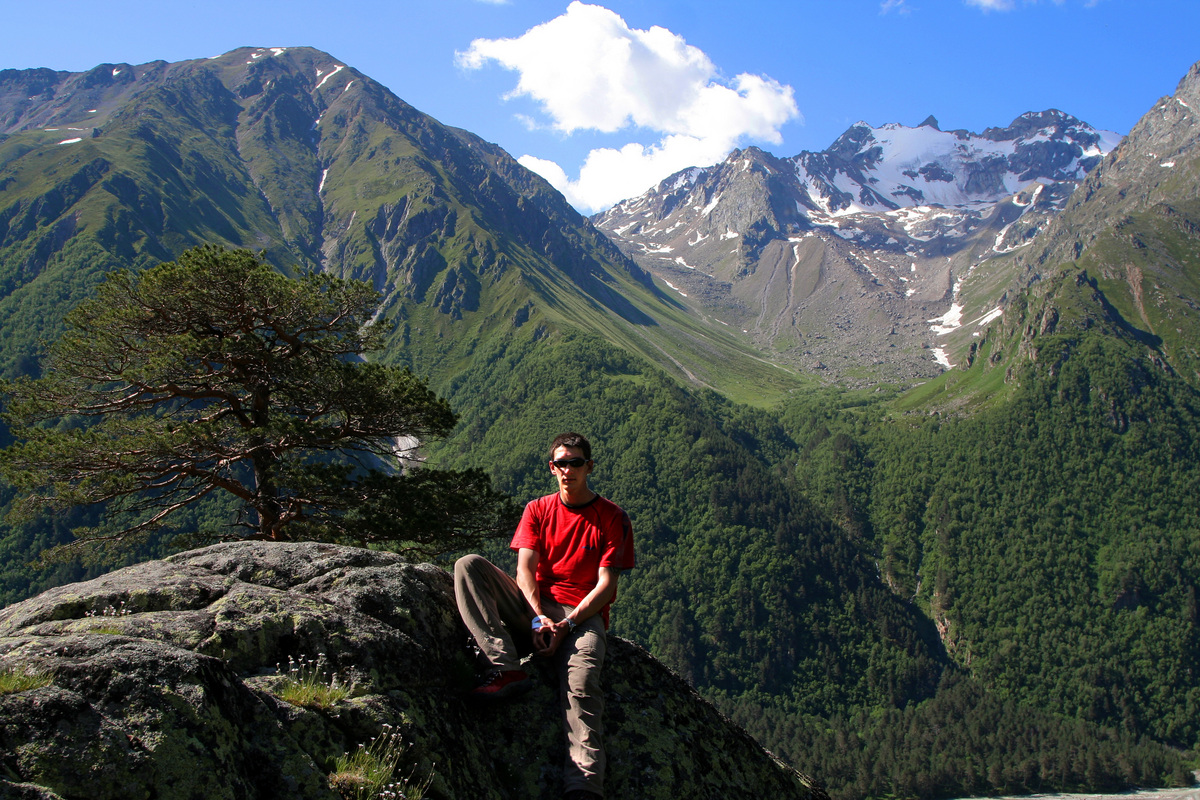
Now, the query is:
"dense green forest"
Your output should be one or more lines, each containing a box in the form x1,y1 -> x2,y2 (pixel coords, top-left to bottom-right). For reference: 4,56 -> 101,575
3,46 -> 1199,800
767,328 -> 1200,795
404,322 -> 1198,798
2,307 -> 1198,799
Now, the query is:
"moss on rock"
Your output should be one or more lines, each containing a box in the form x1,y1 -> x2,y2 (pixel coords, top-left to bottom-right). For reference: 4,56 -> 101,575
0,541 -> 824,800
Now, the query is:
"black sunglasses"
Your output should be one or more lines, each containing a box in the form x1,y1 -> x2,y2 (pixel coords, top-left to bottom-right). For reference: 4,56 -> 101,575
550,457 -> 590,469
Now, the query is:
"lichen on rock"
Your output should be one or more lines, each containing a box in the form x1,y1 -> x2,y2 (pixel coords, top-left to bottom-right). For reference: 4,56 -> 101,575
0,541 -> 824,800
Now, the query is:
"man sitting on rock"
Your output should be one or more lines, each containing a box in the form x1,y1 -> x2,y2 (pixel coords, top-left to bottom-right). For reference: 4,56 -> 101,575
454,431 -> 635,800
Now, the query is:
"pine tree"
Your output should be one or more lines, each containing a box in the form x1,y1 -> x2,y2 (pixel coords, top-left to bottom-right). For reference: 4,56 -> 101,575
1,246 -> 518,558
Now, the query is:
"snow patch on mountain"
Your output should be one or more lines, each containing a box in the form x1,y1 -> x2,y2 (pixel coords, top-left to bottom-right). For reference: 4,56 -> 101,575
315,65 -> 345,90
975,307 -> 1004,327
673,169 -> 704,191
249,48 -> 289,61
929,303 -> 965,335
662,279 -> 688,297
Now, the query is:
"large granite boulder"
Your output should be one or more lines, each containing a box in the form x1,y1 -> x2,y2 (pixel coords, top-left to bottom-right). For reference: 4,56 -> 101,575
0,541 -> 824,800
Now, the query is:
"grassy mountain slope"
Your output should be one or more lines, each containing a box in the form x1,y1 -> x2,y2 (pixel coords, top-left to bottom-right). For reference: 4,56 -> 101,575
993,60 -> 1200,391
1,48 -> 1198,800
0,47 -> 801,405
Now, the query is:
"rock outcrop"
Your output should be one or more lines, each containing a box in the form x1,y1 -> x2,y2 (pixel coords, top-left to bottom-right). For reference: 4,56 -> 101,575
0,542 -> 823,800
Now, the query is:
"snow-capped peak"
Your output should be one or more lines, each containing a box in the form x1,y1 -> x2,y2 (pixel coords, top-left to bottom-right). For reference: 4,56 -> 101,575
788,111 -> 1121,215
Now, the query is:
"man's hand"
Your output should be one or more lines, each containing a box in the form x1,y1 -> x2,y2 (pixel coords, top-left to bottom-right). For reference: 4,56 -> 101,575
532,625 -> 551,654
534,618 -> 571,657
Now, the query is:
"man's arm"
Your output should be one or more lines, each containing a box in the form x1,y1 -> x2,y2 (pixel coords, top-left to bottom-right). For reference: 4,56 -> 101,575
517,547 -> 558,654
538,567 -> 619,657
515,547 -> 544,616
563,567 -> 618,627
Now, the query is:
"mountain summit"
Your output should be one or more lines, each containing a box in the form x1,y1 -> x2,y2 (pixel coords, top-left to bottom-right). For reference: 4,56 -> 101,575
800,110 -> 1117,213
594,113 -> 1121,383
0,47 -> 789,399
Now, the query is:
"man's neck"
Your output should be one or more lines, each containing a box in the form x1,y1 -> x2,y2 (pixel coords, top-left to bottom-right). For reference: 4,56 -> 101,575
559,487 -> 596,507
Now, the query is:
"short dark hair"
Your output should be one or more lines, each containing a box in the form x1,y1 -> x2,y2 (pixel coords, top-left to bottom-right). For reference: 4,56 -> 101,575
549,431 -> 592,462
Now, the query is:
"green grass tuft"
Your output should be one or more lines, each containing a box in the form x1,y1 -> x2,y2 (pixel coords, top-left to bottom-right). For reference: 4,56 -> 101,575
271,654 -> 354,711
329,725 -> 434,800
0,665 -> 54,694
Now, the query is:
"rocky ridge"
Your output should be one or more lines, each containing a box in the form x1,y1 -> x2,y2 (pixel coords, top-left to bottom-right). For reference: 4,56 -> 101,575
594,113 -> 1122,384
1015,62 -> 1200,276
944,59 -> 1200,386
0,541 -> 822,800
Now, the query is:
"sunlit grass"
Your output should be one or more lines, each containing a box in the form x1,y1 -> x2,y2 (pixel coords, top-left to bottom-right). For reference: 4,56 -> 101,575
272,654 -> 354,711
329,725 -> 435,800
0,666 -> 53,695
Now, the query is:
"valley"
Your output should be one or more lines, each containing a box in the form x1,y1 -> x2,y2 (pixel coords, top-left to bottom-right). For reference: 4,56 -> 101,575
1,47 -> 1199,800
593,113 -> 1122,387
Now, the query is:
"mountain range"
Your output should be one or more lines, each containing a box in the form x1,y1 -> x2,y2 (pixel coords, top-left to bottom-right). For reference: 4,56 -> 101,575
0,47 -> 794,403
594,111 -> 1124,385
2,47 -> 1200,800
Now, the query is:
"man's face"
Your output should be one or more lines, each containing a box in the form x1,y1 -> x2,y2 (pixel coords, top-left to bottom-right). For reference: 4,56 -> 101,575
549,445 -> 593,493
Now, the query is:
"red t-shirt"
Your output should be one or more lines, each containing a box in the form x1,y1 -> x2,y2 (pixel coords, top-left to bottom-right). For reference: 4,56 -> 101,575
510,493 -> 635,627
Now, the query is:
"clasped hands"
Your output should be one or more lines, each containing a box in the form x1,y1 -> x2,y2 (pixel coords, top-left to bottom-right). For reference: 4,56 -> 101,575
531,614 -> 571,657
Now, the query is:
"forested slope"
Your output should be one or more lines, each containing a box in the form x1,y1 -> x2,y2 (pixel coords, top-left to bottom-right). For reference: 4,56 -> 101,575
2,49 -> 1199,800
414,323 -> 1196,799
775,276 -> 1200,794
416,328 -> 943,709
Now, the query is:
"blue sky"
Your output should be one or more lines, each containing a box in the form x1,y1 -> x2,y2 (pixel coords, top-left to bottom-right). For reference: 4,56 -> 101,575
3,0 -> 1197,211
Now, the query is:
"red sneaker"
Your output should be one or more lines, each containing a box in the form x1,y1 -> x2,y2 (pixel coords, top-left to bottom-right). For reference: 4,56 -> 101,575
468,669 -> 531,700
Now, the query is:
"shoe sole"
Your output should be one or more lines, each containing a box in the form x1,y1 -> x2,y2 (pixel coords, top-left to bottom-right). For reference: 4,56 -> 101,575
467,680 -> 533,701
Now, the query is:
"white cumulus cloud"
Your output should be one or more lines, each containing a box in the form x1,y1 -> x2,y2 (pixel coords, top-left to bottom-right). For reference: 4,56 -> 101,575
457,2 -> 799,212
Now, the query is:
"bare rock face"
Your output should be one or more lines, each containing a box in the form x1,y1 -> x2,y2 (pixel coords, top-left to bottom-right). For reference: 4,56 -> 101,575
0,541 -> 822,800
593,111 -> 1123,385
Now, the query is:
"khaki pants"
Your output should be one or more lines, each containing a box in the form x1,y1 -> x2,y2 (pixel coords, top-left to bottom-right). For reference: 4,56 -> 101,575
454,554 -> 607,796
